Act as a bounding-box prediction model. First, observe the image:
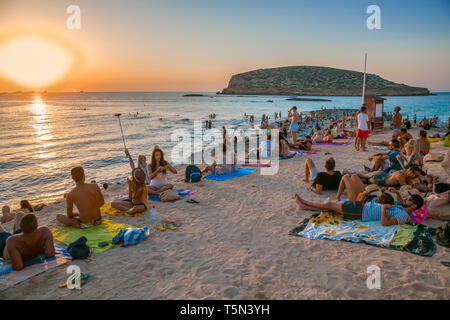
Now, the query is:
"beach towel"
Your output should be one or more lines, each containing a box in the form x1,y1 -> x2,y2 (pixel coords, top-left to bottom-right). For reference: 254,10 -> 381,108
239,162 -> 272,167
0,245 -> 71,291
313,140 -> 352,146
112,226 -> 150,247
204,168 -> 256,181
115,189 -> 198,204
52,219 -> 135,254
289,212 -> 436,256
101,203 -> 146,217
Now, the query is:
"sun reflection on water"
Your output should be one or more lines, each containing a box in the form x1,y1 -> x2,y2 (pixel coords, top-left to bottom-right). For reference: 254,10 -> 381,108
29,96 -> 55,161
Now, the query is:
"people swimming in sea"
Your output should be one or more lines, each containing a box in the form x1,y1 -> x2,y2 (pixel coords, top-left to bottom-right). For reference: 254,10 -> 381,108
147,147 -> 177,194
1,213 -> 55,271
57,166 -> 105,228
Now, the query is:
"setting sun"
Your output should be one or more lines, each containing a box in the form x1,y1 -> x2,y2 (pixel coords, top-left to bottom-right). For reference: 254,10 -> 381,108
0,35 -> 73,88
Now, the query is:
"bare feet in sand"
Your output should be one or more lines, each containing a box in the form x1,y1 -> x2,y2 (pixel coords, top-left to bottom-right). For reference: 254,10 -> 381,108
294,194 -> 307,211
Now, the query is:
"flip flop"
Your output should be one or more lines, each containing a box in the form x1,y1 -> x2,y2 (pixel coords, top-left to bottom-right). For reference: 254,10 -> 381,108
163,218 -> 182,227
154,224 -> 166,231
186,199 -> 200,204
163,223 -> 178,231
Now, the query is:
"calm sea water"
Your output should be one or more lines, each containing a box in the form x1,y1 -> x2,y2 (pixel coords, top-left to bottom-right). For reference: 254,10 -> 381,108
0,91 -> 449,206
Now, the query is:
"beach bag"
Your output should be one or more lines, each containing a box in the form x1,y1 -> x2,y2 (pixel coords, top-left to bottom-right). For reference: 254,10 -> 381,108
410,205 -> 428,224
159,189 -> 180,202
436,222 -> 450,248
67,236 -> 91,259
185,165 -> 202,183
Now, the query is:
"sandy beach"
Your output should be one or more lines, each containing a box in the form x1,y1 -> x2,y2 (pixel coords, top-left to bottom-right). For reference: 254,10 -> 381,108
1,126 -> 449,300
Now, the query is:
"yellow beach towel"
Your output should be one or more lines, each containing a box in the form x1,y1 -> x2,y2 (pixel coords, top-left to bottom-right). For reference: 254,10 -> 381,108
52,219 -> 135,254
100,203 -> 146,217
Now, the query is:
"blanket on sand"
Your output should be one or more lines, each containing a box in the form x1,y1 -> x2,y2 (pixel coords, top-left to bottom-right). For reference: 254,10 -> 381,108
204,168 -> 256,181
0,245 -> 71,291
313,140 -> 352,146
289,212 -> 436,256
52,219 -> 136,254
115,189 -> 198,205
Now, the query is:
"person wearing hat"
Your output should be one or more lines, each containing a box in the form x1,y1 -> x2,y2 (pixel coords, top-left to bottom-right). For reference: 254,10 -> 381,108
56,166 -> 105,228
111,149 -> 148,215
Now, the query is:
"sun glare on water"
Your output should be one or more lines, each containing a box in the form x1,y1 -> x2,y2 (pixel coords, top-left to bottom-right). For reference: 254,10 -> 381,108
0,35 -> 74,88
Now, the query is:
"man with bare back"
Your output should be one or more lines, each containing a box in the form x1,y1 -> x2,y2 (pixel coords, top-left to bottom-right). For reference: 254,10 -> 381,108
56,166 -> 104,228
1,214 -> 55,271
288,106 -> 300,145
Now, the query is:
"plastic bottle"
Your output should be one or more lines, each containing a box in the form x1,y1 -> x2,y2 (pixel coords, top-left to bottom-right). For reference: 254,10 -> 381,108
150,205 -> 157,221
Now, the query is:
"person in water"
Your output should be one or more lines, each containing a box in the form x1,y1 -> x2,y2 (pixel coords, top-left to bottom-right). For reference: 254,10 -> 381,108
148,147 -> 177,194
1,213 -> 55,271
56,166 -> 105,228
111,149 -> 149,215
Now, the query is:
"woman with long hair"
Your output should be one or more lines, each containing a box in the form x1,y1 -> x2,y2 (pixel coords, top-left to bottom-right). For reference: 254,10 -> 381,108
148,147 -> 177,194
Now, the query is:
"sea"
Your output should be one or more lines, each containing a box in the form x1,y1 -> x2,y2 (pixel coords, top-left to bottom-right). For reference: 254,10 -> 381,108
0,91 -> 449,206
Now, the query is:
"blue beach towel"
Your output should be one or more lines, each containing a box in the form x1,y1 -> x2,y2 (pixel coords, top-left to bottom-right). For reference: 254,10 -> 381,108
0,245 -> 71,291
204,168 -> 256,181
117,189 -> 198,203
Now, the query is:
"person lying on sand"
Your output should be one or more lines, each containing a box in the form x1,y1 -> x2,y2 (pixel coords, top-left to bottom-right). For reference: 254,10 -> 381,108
303,158 -> 342,195
1,213 -> 54,271
294,191 -> 422,226
56,166 -> 105,228
148,147 -> 177,194
111,149 -> 148,215
355,165 -> 425,190
202,143 -> 237,175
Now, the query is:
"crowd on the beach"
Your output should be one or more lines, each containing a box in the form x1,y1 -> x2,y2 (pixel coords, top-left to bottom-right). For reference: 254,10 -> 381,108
1,103 -> 449,272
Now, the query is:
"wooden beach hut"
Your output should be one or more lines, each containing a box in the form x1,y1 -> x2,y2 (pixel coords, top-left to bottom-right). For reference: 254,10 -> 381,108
364,95 -> 385,132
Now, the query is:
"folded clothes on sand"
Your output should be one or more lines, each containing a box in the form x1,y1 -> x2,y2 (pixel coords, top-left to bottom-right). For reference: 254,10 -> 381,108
204,168 -> 256,181
289,212 -> 436,256
52,219 -> 135,254
0,245 -> 71,291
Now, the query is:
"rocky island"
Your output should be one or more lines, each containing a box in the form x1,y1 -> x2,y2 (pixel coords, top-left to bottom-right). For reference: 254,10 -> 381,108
219,66 -> 430,96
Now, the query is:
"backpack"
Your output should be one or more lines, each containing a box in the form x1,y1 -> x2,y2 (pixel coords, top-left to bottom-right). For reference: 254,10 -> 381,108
185,165 -> 202,183
67,236 -> 91,259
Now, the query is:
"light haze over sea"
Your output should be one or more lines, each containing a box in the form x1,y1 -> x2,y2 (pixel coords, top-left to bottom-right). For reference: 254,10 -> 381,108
0,91 -> 449,206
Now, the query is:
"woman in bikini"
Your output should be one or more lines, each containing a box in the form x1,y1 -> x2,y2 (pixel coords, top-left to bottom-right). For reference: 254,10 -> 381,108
148,147 -> 177,195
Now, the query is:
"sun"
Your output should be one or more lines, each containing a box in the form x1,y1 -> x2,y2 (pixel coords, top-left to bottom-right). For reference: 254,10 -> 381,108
0,35 -> 74,88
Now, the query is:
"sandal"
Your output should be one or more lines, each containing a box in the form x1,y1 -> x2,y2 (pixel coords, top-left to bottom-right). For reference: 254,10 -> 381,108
186,199 -> 200,204
163,218 -> 182,227
163,223 -> 178,231
154,224 -> 166,231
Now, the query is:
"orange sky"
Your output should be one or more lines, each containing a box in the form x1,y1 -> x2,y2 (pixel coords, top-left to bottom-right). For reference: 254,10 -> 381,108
0,0 -> 449,92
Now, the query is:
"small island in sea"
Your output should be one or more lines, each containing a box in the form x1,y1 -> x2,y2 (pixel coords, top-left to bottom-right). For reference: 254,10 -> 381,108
219,66 -> 431,96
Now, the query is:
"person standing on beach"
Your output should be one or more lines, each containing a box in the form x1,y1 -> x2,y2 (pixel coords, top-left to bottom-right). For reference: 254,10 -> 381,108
392,106 -> 402,138
355,105 -> 369,151
56,166 -> 104,228
288,106 -> 300,145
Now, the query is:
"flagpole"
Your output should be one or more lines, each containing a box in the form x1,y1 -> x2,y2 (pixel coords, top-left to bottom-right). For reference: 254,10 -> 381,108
362,53 -> 367,105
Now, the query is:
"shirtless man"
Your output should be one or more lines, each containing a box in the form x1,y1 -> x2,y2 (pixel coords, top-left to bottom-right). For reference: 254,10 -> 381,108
56,166 -> 104,228
358,166 -> 427,191
288,106 -> 300,145
392,106 -> 402,138
2,214 -> 55,271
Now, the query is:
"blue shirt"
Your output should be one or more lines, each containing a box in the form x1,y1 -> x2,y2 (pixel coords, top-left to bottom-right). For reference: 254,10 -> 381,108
387,150 -> 402,171
362,202 -> 410,224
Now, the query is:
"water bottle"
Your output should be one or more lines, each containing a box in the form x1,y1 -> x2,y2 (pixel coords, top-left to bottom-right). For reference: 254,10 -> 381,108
150,205 -> 157,221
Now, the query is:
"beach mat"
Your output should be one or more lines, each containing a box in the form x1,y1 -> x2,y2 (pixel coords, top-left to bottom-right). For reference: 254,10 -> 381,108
115,189 -> 198,204
313,141 -> 352,146
52,219 -> 135,254
289,212 -> 436,256
0,245 -> 71,291
204,168 -> 256,181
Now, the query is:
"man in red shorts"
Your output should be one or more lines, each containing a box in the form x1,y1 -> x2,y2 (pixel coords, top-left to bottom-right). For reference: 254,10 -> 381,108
355,105 -> 369,151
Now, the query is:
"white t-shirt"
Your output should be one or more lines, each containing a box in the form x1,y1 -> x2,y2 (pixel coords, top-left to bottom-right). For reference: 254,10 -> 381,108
357,113 -> 369,131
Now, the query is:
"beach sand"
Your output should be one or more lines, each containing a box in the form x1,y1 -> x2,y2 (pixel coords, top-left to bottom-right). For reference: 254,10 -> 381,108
1,127 -> 449,299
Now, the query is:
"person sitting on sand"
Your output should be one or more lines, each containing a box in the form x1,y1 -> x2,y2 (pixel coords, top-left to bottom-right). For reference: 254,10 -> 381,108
323,130 -> 334,142
279,134 -> 292,158
293,191 -> 422,226
312,126 -> 323,143
111,150 -> 149,215
418,130 -> 430,155
148,147 -> 177,194
1,213 -> 55,271
259,133 -> 274,158
397,128 -> 412,148
56,166 -> 105,228
1,205 -> 14,224
303,157 -> 342,195
202,142 -> 237,175
19,200 -> 34,213
297,135 -> 312,151
367,139 -> 402,172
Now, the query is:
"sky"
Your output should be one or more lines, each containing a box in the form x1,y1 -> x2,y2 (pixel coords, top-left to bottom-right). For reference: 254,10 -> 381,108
0,0 -> 449,92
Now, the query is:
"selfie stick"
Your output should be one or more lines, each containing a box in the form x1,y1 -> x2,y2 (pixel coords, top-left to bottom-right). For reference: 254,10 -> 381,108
114,113 -> 127,149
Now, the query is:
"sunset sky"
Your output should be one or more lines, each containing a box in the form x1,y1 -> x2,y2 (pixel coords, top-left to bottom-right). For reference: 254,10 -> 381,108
0,0 -> 449,92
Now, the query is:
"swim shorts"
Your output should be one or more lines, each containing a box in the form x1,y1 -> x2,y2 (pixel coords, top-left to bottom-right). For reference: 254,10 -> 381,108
310,168 -> 319,180
357,129 -> 369,138
289,122 -> 299,133
341,201 -> 364,220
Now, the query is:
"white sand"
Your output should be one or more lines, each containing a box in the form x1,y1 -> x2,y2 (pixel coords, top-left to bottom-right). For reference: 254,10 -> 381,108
1,127 -> 449,299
